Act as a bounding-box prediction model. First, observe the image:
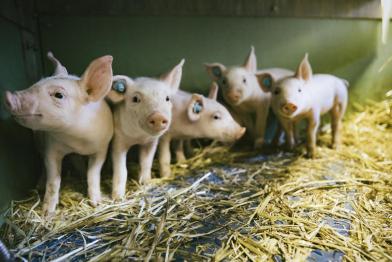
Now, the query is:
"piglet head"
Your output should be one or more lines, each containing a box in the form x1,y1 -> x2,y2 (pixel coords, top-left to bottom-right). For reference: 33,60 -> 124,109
205,46 -> 259,106
107,59 -> 185,137
186,82 -> 246,142
4,52 -> 113,131
256,53 -> 312,118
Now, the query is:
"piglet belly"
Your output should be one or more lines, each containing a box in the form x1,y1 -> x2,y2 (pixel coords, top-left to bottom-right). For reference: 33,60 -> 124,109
310,87 -> 335,115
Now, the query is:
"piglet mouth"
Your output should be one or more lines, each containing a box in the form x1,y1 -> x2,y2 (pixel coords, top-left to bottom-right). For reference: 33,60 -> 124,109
278,110 -> 296,119
12,113 -> 43,118
228,99 -> 241,106
235,127 -> 246,140
278,112 -> 292,119
219,128 -> 246,143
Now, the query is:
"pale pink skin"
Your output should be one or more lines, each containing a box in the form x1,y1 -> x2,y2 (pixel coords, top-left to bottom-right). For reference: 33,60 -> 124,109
159,82 -> 246,178
3,52 -> 114,215
205,47 -> 293,149
107,60 -> 184,200
256,54 -> 349,158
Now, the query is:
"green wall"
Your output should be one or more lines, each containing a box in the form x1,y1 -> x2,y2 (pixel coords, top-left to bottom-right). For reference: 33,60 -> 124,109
39,16 -> 391,99
1,14 -> 392,212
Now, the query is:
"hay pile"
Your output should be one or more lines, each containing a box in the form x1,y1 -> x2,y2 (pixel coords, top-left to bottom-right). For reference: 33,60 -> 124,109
0,92 -> 391,261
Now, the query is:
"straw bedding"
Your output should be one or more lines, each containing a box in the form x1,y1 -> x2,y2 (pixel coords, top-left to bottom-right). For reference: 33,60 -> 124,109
0,91 -> 391,261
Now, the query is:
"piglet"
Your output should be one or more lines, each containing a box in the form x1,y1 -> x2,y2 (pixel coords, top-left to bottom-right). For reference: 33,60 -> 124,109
205,46 -> 293,149
256,54 -> 348,158
4,52 -> 114,215
159,82 -> 246,178
107,59 -> 184,200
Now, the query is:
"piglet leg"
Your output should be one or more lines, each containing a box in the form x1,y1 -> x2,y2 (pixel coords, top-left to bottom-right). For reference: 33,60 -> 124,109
87,148 -> 107,206
271,123 -> 283,147
42,149 -> 64,216
175,140 -> 186,163
306,115 -> 320,158
331,104 -> 344,149
112,139 -> 129,200
254,101 -> 270,149
139,139 -> 158,184
280,120 -> 295,150
159,135 -> 172,178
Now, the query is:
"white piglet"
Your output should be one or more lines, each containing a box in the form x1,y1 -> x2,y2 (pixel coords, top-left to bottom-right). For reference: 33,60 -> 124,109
159,82 -> 246,178
205,47 -> 293,148
256,54 -> 348,158
4,52 -> 114,215
107,60 -> 184,200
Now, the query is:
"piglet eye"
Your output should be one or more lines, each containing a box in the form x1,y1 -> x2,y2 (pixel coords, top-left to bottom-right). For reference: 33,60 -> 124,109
54,92 -> 64,99
132,95 -> 141,103
166,96 -> 170,102
274,88 -> 281,95
243,78 -> 247,84
213,114 -> 221,120
222,78 -> 227,86
298,89 -> 302,93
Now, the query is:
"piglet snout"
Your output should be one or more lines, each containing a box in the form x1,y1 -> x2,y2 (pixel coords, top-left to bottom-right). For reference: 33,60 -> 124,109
147,112 -> 168,132
236,127 -> 246,140
4,91 -> 38,116
4,91 -> 17,112
281,103 -> 298,115
227,91 -> 241,103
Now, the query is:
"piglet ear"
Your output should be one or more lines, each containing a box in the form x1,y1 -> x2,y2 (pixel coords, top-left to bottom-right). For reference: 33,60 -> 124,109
205,63 -> 226,81
47,51 -> 68,76
187,94 -> 204,122
243,46 -> 257,73
295,53 -> 312,81
106,75 -> 132,104
160,59 -> 185,92
208,82 -> 218,100
256,73 -> 274,93
79,55 -> 113,102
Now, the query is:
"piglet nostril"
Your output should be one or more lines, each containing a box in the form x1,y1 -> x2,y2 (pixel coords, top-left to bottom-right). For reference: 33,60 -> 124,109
147,112 -> 168,132
227,91 -> 241,102
287,103 -> 297,112
291,104 -> 298,111
282,103 -> 297,114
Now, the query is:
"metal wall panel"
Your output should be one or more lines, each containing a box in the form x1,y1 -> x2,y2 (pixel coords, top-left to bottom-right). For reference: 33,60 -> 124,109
35,0 -> 381,19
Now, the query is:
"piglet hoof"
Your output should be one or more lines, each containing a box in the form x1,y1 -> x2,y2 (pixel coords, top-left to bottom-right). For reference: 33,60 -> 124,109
44,211 -> 56,220
139,176 -> 151,185
89,195 -> 102,207
112,191 -> 125,201
42,203 -> 56,219
176,154 -> 186,163
254,138 -> 264,150
305,150 -> 317,159
331,143 -> 340,150
160,168 -> 172,179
